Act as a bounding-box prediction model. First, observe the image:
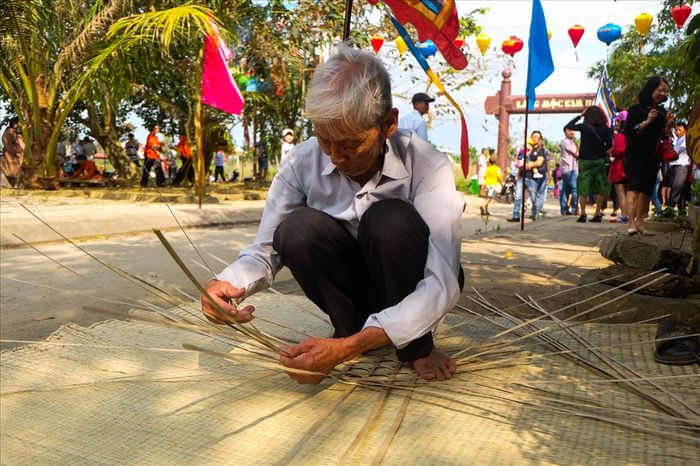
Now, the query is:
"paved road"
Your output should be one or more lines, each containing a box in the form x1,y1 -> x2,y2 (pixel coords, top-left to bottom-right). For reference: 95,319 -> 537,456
1,195 -> 612,350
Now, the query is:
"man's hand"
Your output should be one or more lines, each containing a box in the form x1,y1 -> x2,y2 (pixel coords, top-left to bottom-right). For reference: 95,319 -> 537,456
200,279 -> 255,325
279,337 -> 351,384
280,327 -> 390,385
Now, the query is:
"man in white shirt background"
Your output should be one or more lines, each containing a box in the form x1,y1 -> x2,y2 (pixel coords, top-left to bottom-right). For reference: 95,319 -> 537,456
668,122 -> 690,210
398,92 -> 434,142
201,44 -> 464,384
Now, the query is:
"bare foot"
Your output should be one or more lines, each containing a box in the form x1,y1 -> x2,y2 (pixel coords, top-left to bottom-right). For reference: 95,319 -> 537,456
410,348 -> 457,381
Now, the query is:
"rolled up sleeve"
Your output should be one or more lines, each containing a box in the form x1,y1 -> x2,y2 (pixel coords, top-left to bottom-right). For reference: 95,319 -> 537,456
216,157 -> 306,296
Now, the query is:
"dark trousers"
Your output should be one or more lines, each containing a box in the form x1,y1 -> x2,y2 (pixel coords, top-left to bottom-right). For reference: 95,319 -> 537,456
141,158 -> 166,187
272,199 -> 464,362
214,166 -> 225,182
667,165 -> 689,209
173,158 -> 194,186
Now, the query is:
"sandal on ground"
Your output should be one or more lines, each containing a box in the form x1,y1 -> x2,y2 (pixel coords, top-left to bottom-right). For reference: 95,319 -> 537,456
590,213 -> 603,223
654,320 -> 699,365
611,215 -> 629,224
627,228 -> 639,236
576,214 -> 587,223
639,230 -> 655,236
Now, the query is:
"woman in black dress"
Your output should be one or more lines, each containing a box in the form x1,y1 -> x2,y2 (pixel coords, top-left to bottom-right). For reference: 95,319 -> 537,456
623,77 -> 672,235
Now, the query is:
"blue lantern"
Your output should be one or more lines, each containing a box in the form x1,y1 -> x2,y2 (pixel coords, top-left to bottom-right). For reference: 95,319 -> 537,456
597,23 -> 622,46
417,40 -> 438,58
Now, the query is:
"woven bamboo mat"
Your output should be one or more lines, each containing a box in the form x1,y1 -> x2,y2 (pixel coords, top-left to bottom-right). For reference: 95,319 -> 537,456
2,293 -> 699,465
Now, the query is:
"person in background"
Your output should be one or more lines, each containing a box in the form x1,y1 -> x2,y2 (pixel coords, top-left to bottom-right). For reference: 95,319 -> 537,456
140,124 -> 166,187
70,153 -> 102,180
172,134 -> 194,187
624,77 -> 673,236
167,145 -> 179,181
529,131 -> 549,218
477,148 -> 488,197
398,92 -> 434,142
256,141 -> 269,181
125,133 -> 141,168
565,106 -> 612,223
552,163 -> 562,199
81,136 -> 97,159
213,149 -> 226,182
480,154 -> 503,217
668,122 -> 690,210
280,129 -> 295,163
1,117 -> 24,188
507,139 -> 541,222
608,119 -> 628,224
559,128 -> 579,215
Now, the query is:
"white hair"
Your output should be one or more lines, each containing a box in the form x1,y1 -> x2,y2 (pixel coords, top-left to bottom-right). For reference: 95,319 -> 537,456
305,42 -> 392,137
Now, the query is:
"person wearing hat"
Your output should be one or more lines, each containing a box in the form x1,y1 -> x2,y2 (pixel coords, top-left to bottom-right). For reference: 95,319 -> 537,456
398,92 -> 435,142
280,128 -> 295,163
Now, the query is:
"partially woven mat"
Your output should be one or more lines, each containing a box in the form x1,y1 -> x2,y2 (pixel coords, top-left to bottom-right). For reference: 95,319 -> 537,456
2,293 -> 699,465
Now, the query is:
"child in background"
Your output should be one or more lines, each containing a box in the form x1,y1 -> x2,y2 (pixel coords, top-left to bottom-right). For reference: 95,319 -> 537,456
552,163 -> 562,198
480,154 -> 503,216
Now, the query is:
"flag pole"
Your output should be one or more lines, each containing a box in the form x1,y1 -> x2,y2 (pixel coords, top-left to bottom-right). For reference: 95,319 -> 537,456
195,46 -> 205,209
343,1 -> 353,41
520,101 -> 529,231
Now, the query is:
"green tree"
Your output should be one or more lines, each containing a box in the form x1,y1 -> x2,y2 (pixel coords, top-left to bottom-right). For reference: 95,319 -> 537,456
588,0 -> 698,121
0,1 -> 218,188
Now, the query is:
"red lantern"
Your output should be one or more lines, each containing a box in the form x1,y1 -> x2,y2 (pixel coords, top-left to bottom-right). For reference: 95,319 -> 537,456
368,0 -> 379,4
370,35 -> 384,54
567,24 -> 585,61
567,25 -> 585,48
453,36 -> 464,48
501,36 -> 523,57
671,4 -> 692,29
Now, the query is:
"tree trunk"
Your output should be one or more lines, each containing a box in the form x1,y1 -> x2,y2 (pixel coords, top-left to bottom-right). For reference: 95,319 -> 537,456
21,109 -> 56,189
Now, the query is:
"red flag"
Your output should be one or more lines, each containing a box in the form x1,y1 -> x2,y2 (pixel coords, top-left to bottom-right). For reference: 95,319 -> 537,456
382,0 -> 467,70
202,23 -> 244,115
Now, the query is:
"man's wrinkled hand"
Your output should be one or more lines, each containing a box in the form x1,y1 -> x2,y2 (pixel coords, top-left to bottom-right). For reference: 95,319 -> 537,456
279,337 -> 350,384
200,279 -> 255,325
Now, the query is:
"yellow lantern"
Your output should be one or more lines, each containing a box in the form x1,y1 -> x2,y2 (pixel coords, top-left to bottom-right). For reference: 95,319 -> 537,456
634,12 -> 653,36
395,36 -> 408,56
476,33 -> 491,56
547,30 -> 552,40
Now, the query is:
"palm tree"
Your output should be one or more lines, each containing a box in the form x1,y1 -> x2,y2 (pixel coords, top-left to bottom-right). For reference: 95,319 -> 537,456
0,1 -> 218,188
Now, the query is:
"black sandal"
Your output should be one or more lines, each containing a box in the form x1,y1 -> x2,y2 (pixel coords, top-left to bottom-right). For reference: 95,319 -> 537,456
576,214 -> 587,223
590,213 -> 603,223
654,320 -> 699,365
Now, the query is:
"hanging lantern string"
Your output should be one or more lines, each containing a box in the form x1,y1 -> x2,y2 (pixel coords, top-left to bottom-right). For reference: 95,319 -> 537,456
383,4 -> 470,177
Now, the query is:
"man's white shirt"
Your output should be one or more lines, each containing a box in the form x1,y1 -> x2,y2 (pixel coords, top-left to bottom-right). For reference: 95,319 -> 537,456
398,109 -> 429,142
216,130 -> 464,349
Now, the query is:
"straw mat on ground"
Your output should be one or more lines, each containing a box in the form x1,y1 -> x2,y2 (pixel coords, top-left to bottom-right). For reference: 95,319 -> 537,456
1,293 -> 699,465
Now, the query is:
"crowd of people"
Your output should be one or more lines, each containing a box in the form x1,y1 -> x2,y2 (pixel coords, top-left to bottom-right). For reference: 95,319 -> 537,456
469,77 -> 693,235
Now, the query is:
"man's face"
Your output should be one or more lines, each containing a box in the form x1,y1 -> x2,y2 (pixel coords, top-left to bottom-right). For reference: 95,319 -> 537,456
414,100 -> 429,115
153,125 -> 160,134
531,132 -> 542,147
315,109 -> 398,179
674,125 -> 686,138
